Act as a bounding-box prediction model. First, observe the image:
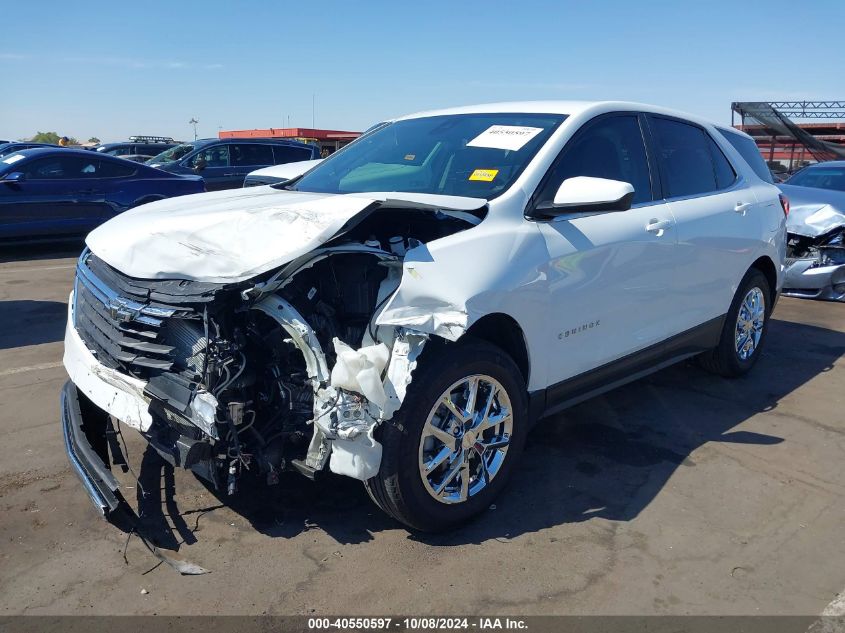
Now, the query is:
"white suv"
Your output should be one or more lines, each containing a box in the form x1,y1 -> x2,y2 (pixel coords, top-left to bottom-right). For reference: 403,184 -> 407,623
62,101 -> 787,531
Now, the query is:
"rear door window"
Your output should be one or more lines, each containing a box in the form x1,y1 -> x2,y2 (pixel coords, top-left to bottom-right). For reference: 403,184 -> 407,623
650,117 -> 734,198
231,143 -> 275,167
273,145 -> 315,165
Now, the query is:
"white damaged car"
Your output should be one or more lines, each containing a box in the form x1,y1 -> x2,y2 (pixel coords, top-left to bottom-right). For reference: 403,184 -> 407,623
62,101 -> 786,531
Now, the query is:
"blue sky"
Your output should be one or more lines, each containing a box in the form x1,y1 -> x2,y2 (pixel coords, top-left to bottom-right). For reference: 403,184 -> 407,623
2,0 -> 842,143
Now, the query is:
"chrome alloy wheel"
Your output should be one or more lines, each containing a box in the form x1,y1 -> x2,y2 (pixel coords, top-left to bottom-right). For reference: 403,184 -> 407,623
735,287 -> 766,360
418,375 -> 513,505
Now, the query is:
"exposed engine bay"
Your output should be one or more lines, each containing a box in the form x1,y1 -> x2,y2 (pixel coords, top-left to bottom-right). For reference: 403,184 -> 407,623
786,229 -> 845,271
69,205 -> 482,495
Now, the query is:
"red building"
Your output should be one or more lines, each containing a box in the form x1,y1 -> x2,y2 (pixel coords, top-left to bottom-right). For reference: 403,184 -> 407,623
219,127 -> 361,155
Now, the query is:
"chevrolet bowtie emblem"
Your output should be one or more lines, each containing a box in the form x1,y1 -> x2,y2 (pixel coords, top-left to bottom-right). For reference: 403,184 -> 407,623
107,299 -> 134,322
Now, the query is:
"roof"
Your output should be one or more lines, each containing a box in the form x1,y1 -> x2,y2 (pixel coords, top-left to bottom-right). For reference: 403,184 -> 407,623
97,141 -> 174,148
2,147 -> 132,159
4,147 -> 86,156
393,100 -> 733,133
194,136 -> 315,147
0,142 -> 56,148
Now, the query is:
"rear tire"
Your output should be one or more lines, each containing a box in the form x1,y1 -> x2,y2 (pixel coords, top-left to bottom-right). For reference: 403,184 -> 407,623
365,339 -> 527,532
699,268 -> 771,378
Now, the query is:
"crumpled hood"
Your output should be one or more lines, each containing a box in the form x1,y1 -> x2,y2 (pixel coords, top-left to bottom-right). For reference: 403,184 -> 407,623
780,184 -> 845,238
86,186 -> 485,283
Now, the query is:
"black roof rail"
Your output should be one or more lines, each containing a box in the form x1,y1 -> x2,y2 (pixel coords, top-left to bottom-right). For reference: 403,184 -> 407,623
128,135 -> 175,143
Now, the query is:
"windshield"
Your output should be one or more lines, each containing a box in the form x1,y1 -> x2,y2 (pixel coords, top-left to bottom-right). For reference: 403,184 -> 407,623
292,113 -> 566,199
148,143 -> 195,164
0,153 -> 27,173
786,165 -> 845,192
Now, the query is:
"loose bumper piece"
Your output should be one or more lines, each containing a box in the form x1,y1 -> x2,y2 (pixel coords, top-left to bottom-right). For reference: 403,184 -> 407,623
782,259 -> 845,302
60,380 -> 120,517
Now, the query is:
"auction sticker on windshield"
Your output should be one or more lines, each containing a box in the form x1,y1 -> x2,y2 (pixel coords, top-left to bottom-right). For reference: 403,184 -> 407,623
467,125 -> 544,151
2,154 -> 25,164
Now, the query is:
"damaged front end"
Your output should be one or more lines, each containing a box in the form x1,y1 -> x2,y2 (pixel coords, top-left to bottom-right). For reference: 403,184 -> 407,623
783,202 -> 845,302
62,200 -> 481,516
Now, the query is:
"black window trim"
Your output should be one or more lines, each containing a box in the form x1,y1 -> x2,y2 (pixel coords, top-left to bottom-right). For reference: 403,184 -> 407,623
645,113 -> 742,204
526,111 -> 661,219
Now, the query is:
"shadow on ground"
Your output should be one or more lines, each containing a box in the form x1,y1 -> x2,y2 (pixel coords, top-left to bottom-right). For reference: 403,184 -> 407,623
0,240 -> 84,264
0,300 -> 68,349
114,317 -> 844,552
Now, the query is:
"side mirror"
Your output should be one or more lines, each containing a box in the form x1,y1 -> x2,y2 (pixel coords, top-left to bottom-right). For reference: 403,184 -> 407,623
1,171 -> 25,183
532,176 -> 634,218
192,160 -> 207,172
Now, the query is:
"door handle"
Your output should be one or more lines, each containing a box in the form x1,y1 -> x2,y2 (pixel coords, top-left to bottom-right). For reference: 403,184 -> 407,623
735,201 -> 752,215
646,218 -> 672,236
223,172 -> 239,176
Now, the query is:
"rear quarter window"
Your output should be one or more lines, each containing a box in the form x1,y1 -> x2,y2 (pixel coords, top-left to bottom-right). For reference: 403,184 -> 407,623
97,159 -> 137,178
718,128 -> 774,183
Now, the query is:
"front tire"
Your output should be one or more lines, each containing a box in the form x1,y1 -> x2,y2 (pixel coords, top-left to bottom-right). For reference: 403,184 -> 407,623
699,268 -> 771,377
365,339 -> 527,531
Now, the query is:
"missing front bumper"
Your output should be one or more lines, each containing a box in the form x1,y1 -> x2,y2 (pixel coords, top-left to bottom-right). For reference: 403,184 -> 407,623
60,380 -> 121,517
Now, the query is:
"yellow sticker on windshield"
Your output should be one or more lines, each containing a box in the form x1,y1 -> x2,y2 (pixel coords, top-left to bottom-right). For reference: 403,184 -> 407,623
468,169 -> 499,182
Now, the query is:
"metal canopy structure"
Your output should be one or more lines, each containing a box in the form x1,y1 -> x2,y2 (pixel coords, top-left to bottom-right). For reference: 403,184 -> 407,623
731,101 -> 845,166
748,101 -> 845,119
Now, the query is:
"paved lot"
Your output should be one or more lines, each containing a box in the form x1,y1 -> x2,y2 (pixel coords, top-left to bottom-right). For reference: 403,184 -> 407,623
0,244 -> 843,616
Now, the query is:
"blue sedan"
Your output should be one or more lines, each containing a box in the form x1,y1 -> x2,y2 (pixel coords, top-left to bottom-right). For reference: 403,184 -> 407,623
0,148 -> 204,240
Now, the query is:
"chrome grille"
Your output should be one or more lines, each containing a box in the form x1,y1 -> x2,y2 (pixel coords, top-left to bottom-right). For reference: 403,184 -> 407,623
73,252 -> 193,376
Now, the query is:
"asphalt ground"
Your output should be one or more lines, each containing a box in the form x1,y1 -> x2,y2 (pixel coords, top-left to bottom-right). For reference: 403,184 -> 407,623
0,242 -> 843,616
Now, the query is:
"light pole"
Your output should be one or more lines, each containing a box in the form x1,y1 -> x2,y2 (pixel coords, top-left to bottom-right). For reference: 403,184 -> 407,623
189,118 -> 199,141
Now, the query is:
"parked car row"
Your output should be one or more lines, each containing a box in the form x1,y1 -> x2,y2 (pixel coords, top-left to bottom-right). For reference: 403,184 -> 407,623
1,137 -> 321,241
95,138 -> 176,158
148,138 -> 320,190
0,148 -> 204,240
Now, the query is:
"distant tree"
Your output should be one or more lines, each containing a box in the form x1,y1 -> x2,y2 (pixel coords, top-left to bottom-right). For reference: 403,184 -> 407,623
30,131 -> 61,144
28,131 -> 81,145
88,137 -> 101,144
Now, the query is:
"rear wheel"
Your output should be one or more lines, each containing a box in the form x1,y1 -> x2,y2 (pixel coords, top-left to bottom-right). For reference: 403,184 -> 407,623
365,339 -> 527,531
699,268 -> 771,377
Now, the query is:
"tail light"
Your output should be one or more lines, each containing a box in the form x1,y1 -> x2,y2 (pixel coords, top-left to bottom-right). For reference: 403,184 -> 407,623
779,193 -> 790,217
